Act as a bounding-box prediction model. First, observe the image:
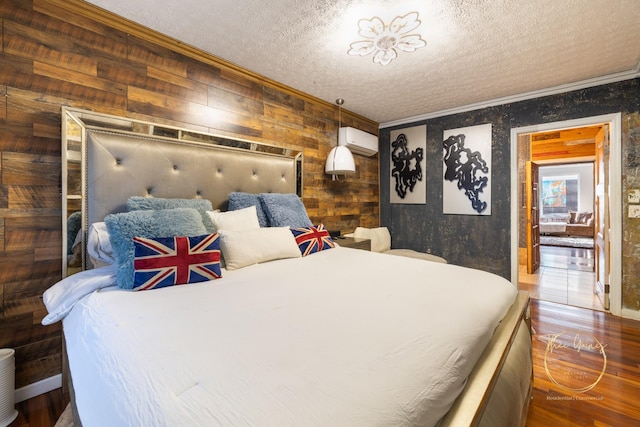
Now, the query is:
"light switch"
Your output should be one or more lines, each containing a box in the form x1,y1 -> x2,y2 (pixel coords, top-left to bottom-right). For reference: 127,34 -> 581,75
629,205 -> 640,218
628,189 -> 640,204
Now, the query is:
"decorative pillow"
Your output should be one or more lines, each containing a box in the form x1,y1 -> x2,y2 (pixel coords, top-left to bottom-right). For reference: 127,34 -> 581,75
127,196 -> 215,233
228,192 -> 269,227
584,215 -> 594,227
259,193 -> 312,228
290,224 -> 335,256
207,205 -> 260,231
105,208 -> 207,289
218,227 -> 301,270
133,233 -> 221,291
576,212 -> 593,224
353,226 -> 392,253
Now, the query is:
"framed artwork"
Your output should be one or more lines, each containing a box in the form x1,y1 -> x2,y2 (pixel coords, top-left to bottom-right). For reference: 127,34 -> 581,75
541,175 -> 579,214
442,123 -> 492,215
542,177 -> 567,208
390,125 -> 426,204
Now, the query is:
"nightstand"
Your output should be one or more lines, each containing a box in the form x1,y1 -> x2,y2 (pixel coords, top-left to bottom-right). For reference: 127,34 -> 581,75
335,236 -> 371,251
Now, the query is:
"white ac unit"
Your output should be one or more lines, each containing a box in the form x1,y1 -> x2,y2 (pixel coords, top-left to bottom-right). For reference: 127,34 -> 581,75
338,127 -> 378,157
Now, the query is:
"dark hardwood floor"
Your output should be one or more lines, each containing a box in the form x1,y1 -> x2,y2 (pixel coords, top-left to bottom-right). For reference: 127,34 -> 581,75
10,299 -> 640,426
10,388 -> 68,427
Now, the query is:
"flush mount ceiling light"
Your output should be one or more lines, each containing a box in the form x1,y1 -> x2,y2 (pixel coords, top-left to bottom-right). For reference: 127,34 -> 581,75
347,12 -> 426,65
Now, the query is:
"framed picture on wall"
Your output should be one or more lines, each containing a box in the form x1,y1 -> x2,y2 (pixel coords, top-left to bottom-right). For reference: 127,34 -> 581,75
442,123 -> 492,215
541,175 -> 579,214
390,125 -> 426,204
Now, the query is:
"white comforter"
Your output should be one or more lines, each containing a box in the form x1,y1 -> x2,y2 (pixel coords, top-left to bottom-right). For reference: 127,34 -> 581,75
54,247 -> 516,427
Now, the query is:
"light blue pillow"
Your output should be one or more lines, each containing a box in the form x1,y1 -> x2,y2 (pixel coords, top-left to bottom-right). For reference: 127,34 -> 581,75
259,193 -> 312,228
105,208 -> 207,289
127,196 -> 215,233
228,192 -> 269,227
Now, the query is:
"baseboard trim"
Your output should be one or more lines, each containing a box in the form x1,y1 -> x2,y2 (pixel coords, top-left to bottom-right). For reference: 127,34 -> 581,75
621,308 -> 640,321
14,374 -> 61,403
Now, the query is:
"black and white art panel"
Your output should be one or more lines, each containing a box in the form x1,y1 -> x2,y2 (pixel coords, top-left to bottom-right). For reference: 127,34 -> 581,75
442,123 -> 492,215
390,125 -> 426,204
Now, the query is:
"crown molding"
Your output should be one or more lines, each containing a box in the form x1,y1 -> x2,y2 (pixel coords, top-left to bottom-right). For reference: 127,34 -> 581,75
380,69 -> 640,129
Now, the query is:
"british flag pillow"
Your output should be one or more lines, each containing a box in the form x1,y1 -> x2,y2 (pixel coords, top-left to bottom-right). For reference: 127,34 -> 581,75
290,224 -> 335,256
132,233 -> 221,291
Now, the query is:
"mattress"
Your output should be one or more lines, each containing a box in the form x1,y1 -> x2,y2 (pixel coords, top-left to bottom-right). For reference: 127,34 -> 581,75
51,247 -> 517,427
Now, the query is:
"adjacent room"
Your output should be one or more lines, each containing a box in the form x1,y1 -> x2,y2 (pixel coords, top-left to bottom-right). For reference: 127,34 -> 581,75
1,1 -> 639,426
517,126 -> 603,312
523,160 -> 599,305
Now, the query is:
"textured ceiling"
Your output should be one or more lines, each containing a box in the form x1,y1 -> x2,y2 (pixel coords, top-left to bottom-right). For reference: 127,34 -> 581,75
86,0 -> 640,126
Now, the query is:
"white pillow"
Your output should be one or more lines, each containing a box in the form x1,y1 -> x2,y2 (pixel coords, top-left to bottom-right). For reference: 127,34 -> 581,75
219,227 -> 301,270
207,206 -> 259,231
353,226 -> 392,252
87,222 -> 115,266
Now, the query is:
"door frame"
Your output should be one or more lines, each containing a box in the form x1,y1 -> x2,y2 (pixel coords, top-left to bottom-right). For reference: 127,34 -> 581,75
525,161 -> 540,275
510,113 -> 622,317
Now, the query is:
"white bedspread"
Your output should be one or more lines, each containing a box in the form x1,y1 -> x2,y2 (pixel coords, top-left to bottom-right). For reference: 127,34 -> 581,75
60,247 -> 516,427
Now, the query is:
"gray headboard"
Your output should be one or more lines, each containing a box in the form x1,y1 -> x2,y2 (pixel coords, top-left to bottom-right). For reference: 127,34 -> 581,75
62,107 -> 302,276
86,130 -> 297,226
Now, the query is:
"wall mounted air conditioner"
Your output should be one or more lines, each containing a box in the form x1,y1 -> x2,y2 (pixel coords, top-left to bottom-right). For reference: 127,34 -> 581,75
338,127 -> 378,157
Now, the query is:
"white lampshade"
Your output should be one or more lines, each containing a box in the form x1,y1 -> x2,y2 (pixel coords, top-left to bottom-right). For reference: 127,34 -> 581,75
325,146 -> 355,176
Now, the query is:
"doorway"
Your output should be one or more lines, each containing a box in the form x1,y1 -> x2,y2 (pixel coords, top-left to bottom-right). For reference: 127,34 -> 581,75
524,146 -> 600,309
510,113 -> 622,316
537,162 -> 595,268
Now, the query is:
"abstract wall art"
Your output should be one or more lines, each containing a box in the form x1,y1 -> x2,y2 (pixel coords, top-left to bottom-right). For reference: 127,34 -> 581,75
541,175 -> 579,214
390,125 -> 427,204
442,123 -> 492,215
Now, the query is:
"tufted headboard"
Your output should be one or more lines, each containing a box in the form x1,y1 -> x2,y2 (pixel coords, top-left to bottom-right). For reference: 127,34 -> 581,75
86,130 -> 297,226
62,108 -> 302,275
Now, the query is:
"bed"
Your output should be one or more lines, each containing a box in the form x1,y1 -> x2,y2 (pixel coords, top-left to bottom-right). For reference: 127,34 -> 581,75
46,108 -> 532,427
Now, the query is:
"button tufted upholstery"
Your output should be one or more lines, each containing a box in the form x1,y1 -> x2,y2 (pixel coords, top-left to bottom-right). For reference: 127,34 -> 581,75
86,130 -> 297,226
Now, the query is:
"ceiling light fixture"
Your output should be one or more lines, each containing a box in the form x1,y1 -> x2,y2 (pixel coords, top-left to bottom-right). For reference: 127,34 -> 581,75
347,12 -> 426,65
325,98 -> 355,180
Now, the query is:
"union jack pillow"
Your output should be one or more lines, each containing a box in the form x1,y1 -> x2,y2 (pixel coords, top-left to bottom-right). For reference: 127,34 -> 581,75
132,233 -> 221,291
290,224 -> 335,256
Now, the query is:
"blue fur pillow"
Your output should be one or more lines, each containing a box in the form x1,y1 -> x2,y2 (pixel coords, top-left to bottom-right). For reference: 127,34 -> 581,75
228,192 -> 269,227
259,193 -> 312,228
127,196 -> 215,233
105,208 -> 207,289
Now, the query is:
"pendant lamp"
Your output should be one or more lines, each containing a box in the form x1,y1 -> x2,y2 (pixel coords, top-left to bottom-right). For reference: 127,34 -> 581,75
325,98 -> 355,180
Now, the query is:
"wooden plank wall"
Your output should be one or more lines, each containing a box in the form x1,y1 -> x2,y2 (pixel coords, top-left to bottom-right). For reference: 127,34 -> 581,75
0,0 -> 380,388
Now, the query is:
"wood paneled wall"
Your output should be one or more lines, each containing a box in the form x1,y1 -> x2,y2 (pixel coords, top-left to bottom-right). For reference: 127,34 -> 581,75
0,0 -> 379,388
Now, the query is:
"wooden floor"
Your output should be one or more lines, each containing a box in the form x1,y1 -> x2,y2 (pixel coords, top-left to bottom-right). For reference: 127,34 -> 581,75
520,245 -> 604,311
10,388 -> 68,427
10,299 -> 640,426
525,299 -> 640,426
